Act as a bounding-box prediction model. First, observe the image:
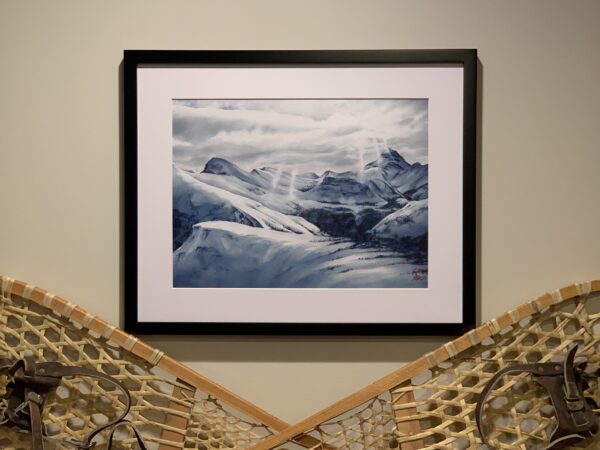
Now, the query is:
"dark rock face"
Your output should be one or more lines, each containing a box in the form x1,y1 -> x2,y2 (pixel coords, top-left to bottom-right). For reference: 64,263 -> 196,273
300,208 -> 360,239
299,207 -> 398,242
404,184 -> 428,201
385,233 -> 428,263
373,230 -> 428,253
355,208 -> 389,234
173,208 -> 195,250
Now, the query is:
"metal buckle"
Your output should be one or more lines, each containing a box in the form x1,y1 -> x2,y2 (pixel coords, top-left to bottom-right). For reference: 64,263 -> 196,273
12,392 -> 44,418
13,400 -> 29,416
27,391 -> 43,405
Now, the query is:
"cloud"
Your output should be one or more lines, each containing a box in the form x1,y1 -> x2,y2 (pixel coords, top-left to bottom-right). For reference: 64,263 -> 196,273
173,99 -> 427,173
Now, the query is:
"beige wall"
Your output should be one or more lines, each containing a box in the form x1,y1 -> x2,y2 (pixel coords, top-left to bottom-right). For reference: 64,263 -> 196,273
1,0 -> 599,423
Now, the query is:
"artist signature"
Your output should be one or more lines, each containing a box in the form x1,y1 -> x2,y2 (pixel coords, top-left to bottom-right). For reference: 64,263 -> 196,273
412,268 -> 426,281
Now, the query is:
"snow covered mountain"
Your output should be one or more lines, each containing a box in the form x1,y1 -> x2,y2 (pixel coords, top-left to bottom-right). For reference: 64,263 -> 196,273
177,148 -> 426,241
368,199 -> 428,250
173,147 -> 429,288
364,148 -> 411,174
173,166 -> 319,249
190,147 -> 425,207
173,221 -> 427,288
363,149 -> 428,200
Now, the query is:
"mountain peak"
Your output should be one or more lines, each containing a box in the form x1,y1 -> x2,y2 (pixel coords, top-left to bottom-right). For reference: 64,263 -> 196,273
202,157 -> 240,175
201,157 -> 261,186
379,148 -> 410,168
364,148 -> 411,171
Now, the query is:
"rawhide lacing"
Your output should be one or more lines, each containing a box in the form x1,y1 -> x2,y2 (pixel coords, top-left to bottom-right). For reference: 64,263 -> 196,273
0,356 -> 147,450
476,344 -> 599,450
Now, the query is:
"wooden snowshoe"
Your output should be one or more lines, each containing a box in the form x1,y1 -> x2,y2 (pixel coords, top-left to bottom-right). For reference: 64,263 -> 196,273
0,276 -> 315,449
249,280 -> 600,450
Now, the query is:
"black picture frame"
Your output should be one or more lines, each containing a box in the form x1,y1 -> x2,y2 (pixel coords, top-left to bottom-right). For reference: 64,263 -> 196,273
123,49 -> 477,336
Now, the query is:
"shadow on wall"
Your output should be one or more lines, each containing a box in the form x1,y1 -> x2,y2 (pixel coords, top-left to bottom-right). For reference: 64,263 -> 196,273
142,335 -> 446,363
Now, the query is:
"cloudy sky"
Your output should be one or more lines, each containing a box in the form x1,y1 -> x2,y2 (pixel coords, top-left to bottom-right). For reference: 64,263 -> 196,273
172,99 -> 427,174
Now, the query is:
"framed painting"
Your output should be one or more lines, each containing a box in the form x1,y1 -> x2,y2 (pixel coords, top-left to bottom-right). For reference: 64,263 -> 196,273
123,49 -> 477,335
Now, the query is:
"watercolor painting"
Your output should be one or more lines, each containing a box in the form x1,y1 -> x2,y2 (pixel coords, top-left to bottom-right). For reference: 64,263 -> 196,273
172,99 -> 428,288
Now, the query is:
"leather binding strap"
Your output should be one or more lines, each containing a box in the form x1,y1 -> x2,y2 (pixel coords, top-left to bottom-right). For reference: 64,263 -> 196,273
476,345 -> 598,450
0,356 -> 147,450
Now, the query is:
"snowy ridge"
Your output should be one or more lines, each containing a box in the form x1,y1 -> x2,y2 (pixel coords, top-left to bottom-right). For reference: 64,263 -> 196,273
173,166 -> 320,249
369,199 -> 428,241
174,222 -> 426,288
